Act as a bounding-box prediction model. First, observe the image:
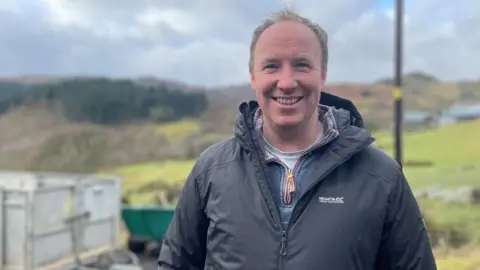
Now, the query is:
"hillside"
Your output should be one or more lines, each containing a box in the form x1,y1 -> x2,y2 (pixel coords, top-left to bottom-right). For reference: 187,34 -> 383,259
0,103 -> 163,171
205,73 -> 480,132
207,72 -> 480,104
0,103 -> 224,172
0,73 -> 479,172
3,72 -> 479,108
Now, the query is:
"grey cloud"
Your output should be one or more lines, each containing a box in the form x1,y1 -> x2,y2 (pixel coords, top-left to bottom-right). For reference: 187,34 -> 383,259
404,0 -> 480,81
0,11 -> 128,76
323,0 -> 480,83
0,11 -> 74,75
327,11 -> 394,82
0,0 -> 478,86
292,0 -> 378,32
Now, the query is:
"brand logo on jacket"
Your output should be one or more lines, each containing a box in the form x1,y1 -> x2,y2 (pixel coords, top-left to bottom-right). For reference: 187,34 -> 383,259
318,196 -> 344,204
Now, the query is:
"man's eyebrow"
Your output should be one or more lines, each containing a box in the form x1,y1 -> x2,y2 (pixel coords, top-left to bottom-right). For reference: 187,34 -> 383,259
257,56 -> 316,67
262,55 -> 313,61
292,56 -> 313,62
260,57 -> 280,63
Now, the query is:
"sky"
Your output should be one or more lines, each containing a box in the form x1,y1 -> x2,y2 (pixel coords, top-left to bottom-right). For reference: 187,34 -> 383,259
0,0 -> 478,87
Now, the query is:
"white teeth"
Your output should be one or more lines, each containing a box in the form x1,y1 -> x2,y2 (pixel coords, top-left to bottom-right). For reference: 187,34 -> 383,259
276,97 -> 301,105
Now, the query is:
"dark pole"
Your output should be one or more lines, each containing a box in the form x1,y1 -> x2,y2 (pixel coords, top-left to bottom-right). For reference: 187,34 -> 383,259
393,0 -> 403,167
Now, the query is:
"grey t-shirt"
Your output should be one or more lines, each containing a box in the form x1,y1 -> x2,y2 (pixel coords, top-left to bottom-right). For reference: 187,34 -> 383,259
262,134 -> 323,170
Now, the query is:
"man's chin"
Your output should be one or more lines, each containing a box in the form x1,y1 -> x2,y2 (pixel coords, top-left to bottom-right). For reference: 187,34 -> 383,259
272,117 -> 303,130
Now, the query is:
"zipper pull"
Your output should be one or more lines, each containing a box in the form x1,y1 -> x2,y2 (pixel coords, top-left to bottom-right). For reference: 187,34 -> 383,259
280,231 -> 287,256
287,169 -> 295,193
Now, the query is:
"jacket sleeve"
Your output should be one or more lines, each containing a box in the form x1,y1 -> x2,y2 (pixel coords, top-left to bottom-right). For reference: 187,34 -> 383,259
158,165 -> 209,270
375,169 -> 437,269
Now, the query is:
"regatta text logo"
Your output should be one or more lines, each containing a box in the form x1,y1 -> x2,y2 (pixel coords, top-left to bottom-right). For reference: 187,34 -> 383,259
318,196 -> 344,204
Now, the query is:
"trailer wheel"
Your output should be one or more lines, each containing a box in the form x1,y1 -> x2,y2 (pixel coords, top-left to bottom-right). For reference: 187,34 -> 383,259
145,235 -> 163,258
127,236 -> 147,254
145,242 -> 161,258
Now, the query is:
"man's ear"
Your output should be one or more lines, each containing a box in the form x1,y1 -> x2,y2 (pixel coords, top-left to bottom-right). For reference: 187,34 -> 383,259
320,68 -> 327,88
249,68 -> 255,91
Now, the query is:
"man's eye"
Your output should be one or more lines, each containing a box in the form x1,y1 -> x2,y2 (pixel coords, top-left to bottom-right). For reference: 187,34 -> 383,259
264,64 -> 278,70
296,62 -> 310,68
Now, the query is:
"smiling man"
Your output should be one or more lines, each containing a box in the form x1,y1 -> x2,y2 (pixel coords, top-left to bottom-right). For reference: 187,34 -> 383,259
158,8 -> 437,270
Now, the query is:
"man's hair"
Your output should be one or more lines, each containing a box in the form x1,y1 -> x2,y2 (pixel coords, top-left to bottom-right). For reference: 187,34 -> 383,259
249,8 -> 329,71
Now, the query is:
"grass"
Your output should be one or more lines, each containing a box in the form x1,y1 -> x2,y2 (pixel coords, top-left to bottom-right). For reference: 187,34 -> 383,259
102,160 -> 196,205
434,246 -> 480,269
114,160 -> 195,189
374,119 -> 480,167
156,118 -> 200,143
420,199 -> 480,246
374,120 -> 480,190
404,166 -> 480,191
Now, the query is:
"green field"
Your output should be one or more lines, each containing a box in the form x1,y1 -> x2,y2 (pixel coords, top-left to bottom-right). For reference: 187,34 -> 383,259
375,120 -> 480,190
434,247 -> 480,270
104,160 -> 195,205
156,119 -> 201,143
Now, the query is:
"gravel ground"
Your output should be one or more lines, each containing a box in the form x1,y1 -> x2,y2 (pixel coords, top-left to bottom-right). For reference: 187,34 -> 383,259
138,255 -> 158,270
73,250 -> 158,270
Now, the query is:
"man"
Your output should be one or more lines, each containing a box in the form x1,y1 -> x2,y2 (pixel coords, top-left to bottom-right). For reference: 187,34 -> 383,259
158,8 -> 437,270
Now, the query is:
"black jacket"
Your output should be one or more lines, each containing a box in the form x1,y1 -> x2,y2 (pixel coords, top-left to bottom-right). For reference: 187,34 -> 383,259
158,93 -> 437,269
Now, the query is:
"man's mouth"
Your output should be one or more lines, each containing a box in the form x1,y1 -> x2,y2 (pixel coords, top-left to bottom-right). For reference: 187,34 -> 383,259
272,96 -> 303,105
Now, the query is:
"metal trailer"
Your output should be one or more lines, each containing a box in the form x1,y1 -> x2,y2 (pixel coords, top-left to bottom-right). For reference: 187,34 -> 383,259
0,171 -> 123,270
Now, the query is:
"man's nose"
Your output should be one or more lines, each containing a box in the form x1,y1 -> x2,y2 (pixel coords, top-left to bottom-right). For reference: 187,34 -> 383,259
277,66 -> 298,90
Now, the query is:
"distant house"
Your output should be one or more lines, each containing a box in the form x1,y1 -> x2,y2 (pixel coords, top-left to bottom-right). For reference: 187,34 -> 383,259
405,111 -> 432,124
404,111 -> 436,130
404,103 -> 480,130
439,103 -> 480,126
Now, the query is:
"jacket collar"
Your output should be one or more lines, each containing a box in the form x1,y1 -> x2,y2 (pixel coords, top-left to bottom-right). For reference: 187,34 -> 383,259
234,92 -> 372,154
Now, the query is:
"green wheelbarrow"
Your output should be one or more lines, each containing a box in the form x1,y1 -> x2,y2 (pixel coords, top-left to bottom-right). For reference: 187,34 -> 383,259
121,205 -> 175,256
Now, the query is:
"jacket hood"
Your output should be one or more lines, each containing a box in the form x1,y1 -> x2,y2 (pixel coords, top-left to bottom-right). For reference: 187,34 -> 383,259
319,92 -> 365,129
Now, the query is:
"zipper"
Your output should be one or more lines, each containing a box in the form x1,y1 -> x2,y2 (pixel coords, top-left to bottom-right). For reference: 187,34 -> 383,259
284,169 -> 295,205
280,230 -> 287,256
269,142 -> 326,206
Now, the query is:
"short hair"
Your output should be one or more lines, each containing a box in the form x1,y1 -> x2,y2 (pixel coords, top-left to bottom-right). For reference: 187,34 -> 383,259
249,8 -> 329,70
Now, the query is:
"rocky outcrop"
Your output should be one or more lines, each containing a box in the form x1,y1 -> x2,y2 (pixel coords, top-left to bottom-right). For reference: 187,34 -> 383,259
415,186 -> 480,205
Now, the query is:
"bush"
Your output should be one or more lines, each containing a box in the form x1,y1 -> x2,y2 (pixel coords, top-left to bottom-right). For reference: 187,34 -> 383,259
420,199 -> 480,249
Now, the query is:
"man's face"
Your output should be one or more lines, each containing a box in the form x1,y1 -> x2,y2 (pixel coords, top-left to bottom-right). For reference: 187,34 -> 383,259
250,21 -> 326,130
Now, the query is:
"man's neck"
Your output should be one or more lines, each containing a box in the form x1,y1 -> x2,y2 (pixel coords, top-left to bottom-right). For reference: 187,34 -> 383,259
262,115 -> 323,153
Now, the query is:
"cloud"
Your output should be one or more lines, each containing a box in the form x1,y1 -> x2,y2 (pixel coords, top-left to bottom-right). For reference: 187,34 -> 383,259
0,0 -> 478,86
